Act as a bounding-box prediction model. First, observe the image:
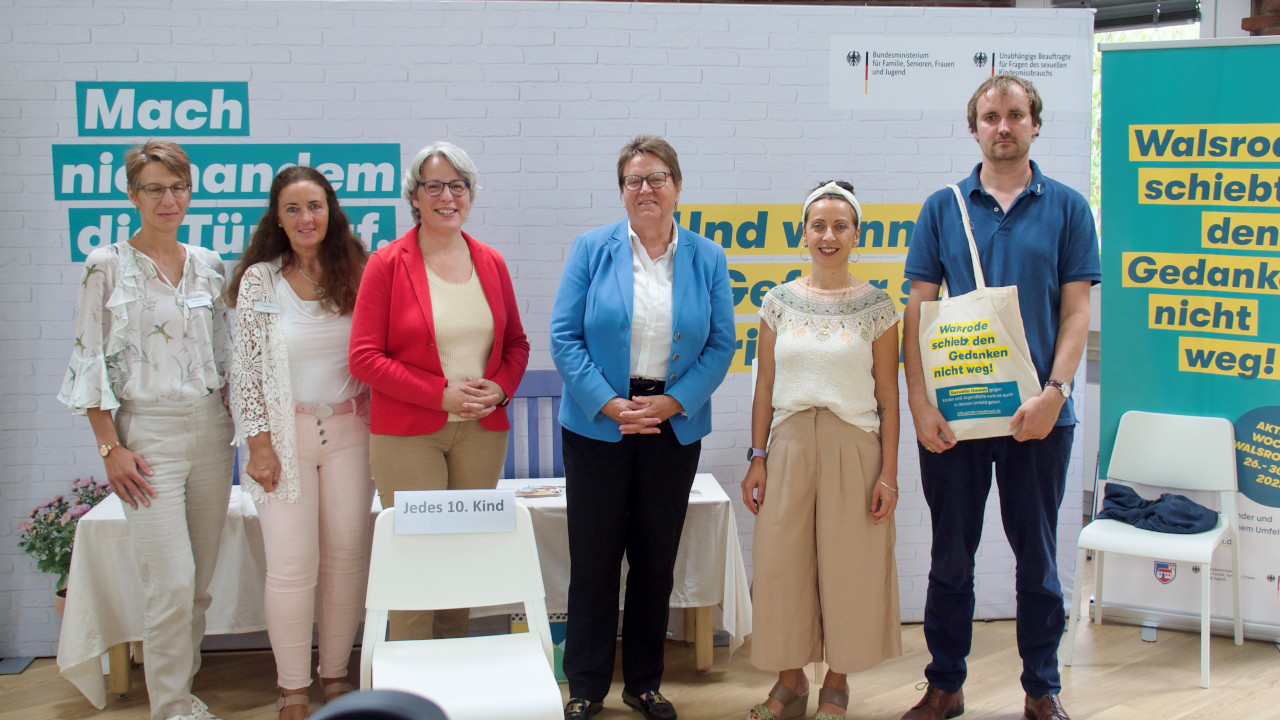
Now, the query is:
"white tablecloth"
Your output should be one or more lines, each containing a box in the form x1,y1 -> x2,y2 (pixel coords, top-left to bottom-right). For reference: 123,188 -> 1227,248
57,475 -> 751,708
496,474 -> 752,648
56,488 -> 268,709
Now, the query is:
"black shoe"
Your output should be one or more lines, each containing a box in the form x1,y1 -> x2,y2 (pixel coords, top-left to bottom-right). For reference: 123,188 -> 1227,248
564,698 -> 602,720
622,690 -> 677,720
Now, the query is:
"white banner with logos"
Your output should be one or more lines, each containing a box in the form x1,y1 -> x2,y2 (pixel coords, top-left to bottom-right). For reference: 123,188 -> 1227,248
829,36 -> 1091,111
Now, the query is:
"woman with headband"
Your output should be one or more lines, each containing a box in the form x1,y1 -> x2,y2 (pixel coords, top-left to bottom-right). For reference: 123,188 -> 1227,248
741,181 -> 902,720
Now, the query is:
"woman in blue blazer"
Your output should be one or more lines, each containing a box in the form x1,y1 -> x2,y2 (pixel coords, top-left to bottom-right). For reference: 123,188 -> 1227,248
550,136 -> 735,720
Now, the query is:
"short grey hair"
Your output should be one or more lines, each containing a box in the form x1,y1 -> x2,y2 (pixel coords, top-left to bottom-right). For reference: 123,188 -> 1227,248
401,141 -> 478,224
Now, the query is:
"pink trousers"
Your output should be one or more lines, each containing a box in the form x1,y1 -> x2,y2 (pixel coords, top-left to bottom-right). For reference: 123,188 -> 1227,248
256,410 -> 374,690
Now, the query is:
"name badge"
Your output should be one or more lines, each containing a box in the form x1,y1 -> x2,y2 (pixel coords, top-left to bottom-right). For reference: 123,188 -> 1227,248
253,301 -> 281,314
186,294 -> 213,309
393,489 -> 516,535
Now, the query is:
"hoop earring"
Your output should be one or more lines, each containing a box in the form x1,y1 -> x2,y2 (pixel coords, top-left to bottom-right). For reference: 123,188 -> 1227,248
849,250 -> 861,263
800,242 -> 811,263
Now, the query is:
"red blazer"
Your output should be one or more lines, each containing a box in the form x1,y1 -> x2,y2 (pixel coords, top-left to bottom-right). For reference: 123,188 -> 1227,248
349,227 -> 529,436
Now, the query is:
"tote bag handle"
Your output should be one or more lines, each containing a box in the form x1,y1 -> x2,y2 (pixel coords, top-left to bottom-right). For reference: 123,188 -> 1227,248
941,184 -> 987,294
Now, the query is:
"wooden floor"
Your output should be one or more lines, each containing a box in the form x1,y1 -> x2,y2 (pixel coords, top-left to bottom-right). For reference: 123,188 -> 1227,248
4,568 -> 1279,720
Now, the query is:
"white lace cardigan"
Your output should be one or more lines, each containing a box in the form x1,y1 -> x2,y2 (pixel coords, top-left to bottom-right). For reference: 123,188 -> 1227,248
229,260 -> 304,503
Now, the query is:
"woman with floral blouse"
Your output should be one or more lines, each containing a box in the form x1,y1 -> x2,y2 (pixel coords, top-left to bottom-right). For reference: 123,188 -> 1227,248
59,140 -> 233,720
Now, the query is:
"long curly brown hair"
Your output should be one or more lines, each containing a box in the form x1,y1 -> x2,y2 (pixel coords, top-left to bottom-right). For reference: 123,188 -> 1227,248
227,166 -> 368,315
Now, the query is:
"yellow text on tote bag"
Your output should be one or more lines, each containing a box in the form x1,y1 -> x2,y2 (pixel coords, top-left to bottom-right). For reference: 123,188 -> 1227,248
918,185 -> 1041,440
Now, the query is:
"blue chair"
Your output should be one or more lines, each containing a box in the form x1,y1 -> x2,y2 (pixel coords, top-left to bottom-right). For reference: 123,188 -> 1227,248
502,369 -> 564,479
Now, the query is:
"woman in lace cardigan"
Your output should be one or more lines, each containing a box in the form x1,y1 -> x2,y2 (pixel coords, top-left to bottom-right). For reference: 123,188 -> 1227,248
227,166 -> 372,720
741,181 -> 902,720
59,140 -> 233,720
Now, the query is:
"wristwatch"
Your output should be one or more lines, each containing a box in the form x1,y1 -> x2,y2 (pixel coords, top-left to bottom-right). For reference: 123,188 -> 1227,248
99,441 -> 122,457
1044,380 -> 1071,399
747,447 -> 767,462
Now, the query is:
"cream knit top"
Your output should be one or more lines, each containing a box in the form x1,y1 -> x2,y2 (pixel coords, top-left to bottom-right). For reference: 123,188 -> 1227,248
426,261 -> 495,422
761,277 -> 898,434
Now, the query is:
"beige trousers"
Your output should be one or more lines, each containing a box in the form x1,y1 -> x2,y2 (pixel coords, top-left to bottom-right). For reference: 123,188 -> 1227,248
750,408 -> 902,674
369,421 -> 508,640
116,393 -> 234,720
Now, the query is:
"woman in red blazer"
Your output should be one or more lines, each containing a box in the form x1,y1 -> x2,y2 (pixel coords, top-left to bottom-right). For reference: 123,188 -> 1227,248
349,142 -> 528,641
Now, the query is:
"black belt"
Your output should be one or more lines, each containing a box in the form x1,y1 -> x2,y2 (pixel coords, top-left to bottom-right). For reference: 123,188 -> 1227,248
629,376 -> 666,396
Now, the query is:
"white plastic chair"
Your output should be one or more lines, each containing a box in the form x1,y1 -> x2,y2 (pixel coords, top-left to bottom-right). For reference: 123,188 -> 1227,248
360,505 -> 563,719
1061,410 -> 1243,688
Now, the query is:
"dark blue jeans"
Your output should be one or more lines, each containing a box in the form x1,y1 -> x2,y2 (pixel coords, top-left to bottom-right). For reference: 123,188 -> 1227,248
918,424 -> 1075,697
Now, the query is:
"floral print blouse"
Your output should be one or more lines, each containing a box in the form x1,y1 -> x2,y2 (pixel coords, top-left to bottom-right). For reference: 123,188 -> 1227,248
58,242 -> 230,414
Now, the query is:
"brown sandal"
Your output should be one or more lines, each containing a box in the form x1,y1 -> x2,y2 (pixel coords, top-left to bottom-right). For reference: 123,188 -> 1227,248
747,680 -> 809,720
812,687 -> 849,720
320,677 -> 354,703
276,691 -> 309,719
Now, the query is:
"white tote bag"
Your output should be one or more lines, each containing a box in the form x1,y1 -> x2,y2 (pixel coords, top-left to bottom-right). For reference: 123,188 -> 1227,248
918,185 -> 1041,440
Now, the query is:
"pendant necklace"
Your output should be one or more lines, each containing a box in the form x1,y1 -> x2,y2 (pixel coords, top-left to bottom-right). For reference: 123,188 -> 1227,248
294,264 -> 324,298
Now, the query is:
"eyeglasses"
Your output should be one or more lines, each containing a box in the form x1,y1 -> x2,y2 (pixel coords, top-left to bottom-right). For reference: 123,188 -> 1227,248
136,183 -> 192,199
417,179 -> 471,197
622,172 -> 671,192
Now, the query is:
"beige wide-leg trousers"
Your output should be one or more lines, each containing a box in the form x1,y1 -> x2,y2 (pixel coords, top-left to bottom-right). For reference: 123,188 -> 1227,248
750,407 -> 902,674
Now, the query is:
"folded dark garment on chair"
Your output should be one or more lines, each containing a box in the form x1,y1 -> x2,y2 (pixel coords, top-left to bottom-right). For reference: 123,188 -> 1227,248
1095,483 -> 1218,533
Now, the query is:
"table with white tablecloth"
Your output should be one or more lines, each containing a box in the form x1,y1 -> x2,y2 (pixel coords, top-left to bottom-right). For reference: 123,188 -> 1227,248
56,488 -> 268,709
57,474 -> 751,708
495,474 -> 752,664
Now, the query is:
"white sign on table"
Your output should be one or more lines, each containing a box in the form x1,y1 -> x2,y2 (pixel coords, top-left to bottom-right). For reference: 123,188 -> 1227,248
393,489 -> 516,535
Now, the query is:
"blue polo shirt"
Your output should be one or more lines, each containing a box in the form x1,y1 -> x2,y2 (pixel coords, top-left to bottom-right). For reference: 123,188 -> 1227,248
905,161 -> 1101,425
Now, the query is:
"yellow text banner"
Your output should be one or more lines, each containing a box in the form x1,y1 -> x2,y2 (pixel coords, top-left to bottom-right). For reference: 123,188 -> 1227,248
1147,293 -> 1258,336
1200,210 -> 1280,251
1177,336 -> 1279,381
1129,124 -> 1280,162
675,203 -> 920,256
729,261 -> 909,314
1138,168 -> 1280,208
1120,252 -> 1280,296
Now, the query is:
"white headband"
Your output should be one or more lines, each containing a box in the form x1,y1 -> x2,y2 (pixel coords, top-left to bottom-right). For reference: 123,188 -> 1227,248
801,182 -> 862,227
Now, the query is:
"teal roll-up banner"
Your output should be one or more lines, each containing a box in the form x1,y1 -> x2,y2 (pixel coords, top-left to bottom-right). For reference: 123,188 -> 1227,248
1100,38 -> 1280,635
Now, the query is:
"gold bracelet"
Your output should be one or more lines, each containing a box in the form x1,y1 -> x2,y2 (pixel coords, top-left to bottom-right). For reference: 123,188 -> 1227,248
879,480 -> 898,493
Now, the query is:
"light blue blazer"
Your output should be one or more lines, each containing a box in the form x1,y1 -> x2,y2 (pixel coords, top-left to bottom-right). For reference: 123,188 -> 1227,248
550,220 -> 735,445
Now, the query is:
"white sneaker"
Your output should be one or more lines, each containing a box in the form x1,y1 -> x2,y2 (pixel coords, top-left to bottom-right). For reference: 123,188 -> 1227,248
190,695 -> 222,720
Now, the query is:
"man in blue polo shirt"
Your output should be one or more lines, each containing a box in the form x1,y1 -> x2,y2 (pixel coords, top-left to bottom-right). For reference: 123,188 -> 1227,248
899,75 -> 1101,720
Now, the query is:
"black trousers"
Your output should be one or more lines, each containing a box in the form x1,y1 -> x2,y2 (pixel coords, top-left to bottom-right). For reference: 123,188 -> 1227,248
561,424 -> 701,701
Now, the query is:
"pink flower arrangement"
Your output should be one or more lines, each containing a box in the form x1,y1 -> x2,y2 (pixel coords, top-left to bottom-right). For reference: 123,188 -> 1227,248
17,476 -> 113,590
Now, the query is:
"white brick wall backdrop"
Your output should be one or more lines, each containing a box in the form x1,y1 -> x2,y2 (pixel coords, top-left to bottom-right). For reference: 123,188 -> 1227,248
0,1 -> 1095,657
